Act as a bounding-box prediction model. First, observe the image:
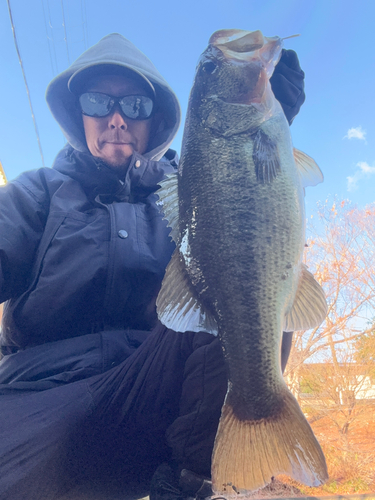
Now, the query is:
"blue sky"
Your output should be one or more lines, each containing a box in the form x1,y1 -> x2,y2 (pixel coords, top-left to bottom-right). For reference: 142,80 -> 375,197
1,0 -> 374,218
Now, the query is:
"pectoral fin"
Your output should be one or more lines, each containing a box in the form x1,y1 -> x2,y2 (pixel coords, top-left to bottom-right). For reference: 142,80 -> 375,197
156,250 -> 218,335
253,128 -> 281,183
156,172 -> 179,243
284,264 -> 327,331
293,148 -> 324,187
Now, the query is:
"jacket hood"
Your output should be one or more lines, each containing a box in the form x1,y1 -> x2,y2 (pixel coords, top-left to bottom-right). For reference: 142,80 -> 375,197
46,33 -> 181,161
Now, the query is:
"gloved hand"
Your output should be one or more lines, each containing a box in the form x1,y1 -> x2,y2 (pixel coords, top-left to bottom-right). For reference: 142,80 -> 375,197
270,49 -> 305,125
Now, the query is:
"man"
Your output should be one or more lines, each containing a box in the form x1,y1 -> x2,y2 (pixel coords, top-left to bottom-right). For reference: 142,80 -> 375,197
0,34 -> 305,500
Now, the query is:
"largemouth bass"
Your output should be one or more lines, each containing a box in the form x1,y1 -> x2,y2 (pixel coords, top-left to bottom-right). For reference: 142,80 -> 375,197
156,29 -> 328,494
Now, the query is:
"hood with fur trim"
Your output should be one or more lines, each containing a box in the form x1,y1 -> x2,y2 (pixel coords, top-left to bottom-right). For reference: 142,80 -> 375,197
46,33 -> 181,161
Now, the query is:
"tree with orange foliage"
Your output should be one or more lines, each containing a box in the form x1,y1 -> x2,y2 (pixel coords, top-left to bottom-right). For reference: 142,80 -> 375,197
284,200 -> 375,489
285,199 -> 375,393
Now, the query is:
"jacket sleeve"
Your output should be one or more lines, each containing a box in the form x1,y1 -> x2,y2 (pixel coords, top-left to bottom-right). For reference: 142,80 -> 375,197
0,174 -> 49,303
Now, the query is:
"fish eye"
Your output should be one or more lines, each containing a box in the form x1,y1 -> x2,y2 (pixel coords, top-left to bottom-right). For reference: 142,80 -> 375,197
201,61 -> 217,74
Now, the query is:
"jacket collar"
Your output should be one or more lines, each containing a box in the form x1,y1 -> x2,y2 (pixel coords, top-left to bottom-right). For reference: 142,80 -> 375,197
52,144 -> 174,202
53,145 -> 125,198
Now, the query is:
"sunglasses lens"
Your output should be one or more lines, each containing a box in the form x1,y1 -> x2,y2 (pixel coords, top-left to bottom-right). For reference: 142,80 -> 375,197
79,93 -> 112,117
79,93 -> 154,120
120,96 -> 154,119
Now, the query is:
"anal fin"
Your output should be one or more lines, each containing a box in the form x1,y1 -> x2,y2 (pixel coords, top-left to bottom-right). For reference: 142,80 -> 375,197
284,264 -> 327,332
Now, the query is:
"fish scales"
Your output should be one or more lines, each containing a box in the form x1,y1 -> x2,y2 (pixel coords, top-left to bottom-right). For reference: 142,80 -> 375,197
156,29 -> 328,494
180,113 -> 303,418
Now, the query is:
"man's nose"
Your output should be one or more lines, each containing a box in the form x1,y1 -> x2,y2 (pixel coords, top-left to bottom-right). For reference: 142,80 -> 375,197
108,104 -> 128,130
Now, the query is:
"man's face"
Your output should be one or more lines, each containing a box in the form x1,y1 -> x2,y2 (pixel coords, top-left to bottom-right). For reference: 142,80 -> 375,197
81,74 -> 153,172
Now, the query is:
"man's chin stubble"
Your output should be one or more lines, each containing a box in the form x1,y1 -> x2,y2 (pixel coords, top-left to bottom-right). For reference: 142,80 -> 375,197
104,154 -> 132,171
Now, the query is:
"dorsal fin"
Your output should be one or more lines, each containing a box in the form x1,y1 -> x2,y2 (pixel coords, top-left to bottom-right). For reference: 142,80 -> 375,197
156,173 -> 179,243
293,149 -> 324,188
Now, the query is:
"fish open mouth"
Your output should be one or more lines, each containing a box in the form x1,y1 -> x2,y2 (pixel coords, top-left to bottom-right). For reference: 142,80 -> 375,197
209,29 -> 266,53
210,29 -> 283,77
199,30 -> 283,106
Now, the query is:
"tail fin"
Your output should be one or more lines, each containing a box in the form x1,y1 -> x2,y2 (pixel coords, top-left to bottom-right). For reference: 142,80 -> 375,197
211,387 -> 328,495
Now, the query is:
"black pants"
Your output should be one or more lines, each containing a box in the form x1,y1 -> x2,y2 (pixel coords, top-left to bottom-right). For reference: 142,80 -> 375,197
0,325 -> 227,500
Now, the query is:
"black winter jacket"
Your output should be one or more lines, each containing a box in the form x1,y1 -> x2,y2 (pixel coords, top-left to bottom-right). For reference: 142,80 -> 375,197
0,146 -> 177,350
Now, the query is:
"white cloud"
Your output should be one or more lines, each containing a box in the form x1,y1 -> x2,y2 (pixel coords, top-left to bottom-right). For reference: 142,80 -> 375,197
358,161 -> 375,174
347,161 -> 375,191
344,127 -> 367,141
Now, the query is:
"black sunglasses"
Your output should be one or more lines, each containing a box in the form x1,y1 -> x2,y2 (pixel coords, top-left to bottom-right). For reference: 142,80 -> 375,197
79,92 -> 154,120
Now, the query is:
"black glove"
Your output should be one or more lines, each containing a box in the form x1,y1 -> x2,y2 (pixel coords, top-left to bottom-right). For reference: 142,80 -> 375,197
270,49 -> 305,125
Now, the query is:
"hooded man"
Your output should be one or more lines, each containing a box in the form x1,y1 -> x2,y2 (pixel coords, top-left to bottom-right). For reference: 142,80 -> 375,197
0,34 -> 305,500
